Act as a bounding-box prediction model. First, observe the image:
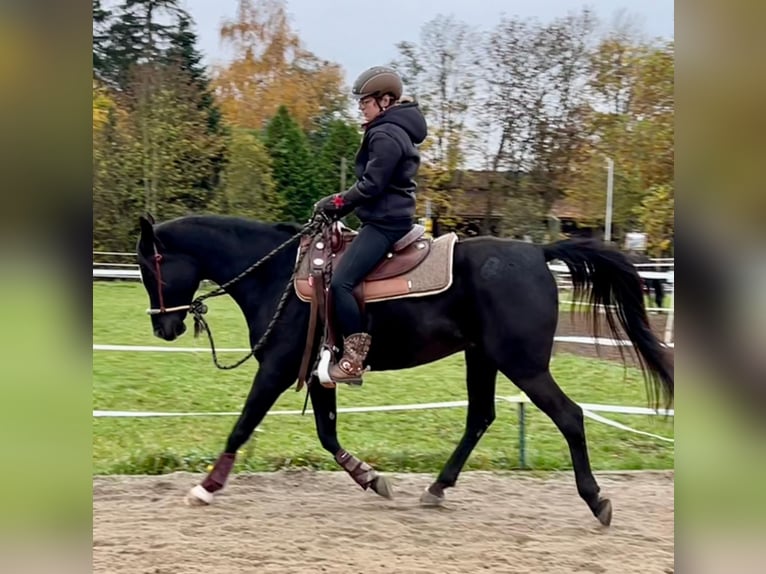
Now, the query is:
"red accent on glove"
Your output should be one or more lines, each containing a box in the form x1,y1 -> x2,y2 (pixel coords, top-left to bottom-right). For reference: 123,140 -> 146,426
332,194 -> 345,209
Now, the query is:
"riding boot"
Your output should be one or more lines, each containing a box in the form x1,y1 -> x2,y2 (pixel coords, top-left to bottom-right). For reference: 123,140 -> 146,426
328,333 -> 372,386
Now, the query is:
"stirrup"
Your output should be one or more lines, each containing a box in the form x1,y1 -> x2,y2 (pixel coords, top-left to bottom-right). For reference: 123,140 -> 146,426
316,348 -> 336,388
331,369 -> 365,387
316,349 -> 367,387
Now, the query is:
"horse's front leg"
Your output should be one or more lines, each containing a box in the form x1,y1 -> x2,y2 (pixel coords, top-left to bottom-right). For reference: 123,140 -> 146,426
421,346 -> 498,506
309,377 -> 393,499
186,361 -> 295,506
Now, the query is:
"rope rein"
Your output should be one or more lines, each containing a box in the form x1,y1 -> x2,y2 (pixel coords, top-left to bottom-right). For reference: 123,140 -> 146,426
189,218 -> 325,370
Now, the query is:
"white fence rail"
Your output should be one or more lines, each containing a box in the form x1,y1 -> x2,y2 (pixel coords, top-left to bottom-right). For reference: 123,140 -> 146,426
92,394 -> 674,469
94,252 -> 674,343
94,249 -> 675,469
93,261 -> 675,282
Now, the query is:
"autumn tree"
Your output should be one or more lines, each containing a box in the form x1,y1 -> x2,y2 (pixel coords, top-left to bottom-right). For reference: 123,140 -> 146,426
565,37 -> 674,235
564,33 -> 646,229
215,129 -> 284,221
387,11 -> 673,240
93,84 -> 143,250
94,67 -> 224,227
474,9 -> 598,236
526,10 -> 598,206
629,41 -> 674,191
414,139 -> 466,232
264,105 -> 318,222
92,1 -> 227,247
636,184 -> 674,257
131,71 -> 225,219
473,16 -> 540,234
213,0 -> 347,132
393,15 -> 477,169
391,15 -> 480,232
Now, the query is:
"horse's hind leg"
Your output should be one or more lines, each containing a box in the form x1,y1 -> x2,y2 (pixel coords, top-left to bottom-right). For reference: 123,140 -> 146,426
422,346 -> 498,506
501,365 -> 612,526
309,376 -> 393,499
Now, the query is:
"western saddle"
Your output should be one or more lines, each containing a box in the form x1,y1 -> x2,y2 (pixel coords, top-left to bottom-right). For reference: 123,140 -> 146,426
294,222 -> 430,389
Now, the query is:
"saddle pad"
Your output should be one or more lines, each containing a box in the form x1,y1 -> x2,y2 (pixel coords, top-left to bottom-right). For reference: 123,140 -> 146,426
294,232 -> 458,304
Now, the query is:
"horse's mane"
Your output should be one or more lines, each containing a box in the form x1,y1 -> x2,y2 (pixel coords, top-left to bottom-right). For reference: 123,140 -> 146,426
139,214 -> 303,272
155,214 -> 301,239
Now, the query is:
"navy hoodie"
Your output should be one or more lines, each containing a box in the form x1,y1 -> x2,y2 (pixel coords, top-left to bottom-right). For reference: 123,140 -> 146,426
342,102 -> 428,229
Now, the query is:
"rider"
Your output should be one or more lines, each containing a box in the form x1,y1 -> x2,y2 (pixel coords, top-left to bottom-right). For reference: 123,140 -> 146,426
314,65 -> 428,384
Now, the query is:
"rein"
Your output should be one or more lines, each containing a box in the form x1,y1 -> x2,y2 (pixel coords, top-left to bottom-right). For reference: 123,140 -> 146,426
148,216 -> 326,370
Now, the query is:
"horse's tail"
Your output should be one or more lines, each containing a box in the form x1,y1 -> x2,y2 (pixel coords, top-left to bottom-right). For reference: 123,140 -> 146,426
543,238 -> 674,409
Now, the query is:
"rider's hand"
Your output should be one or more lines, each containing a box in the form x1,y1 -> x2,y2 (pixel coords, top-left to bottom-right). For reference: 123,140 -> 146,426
315,194 -> 355,218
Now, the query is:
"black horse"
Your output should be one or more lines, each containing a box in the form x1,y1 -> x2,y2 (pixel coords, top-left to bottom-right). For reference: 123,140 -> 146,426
136,213 -> 673,526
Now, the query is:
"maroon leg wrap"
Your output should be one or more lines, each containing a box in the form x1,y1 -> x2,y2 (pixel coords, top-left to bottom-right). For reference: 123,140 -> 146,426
200,452 -> 236,493
335,449 -> 377,490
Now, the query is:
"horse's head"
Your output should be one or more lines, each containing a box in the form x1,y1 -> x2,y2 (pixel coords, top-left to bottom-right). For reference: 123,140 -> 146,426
136,214 -> 201,341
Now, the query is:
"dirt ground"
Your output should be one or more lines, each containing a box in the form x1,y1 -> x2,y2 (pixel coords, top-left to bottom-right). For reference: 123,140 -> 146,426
93,470 -> 674,574
93,302 -> 674,573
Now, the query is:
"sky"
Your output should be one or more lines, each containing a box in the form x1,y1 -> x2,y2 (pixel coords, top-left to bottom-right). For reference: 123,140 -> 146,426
180,0 -> 674,86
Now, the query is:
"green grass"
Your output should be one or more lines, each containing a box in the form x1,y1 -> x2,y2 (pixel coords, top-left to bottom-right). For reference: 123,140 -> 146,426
93,282 -> 674,475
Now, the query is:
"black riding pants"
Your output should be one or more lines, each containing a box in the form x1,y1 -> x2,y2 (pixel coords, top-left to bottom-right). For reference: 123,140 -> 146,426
330,223 -> 410,337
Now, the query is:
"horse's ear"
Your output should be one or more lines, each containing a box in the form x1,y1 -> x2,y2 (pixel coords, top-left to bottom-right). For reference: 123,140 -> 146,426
145,211 -> 156,225
138,215 -> 155,249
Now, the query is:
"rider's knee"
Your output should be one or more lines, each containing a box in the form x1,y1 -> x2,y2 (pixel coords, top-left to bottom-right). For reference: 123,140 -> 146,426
330,275 -> 352,295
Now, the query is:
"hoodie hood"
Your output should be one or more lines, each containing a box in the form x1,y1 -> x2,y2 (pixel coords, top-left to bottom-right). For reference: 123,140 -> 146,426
367,102 -> 427,145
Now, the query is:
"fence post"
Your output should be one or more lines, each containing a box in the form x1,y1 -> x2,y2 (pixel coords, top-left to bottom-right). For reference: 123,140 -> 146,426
518,394 -> 527,469
663,280 -> 675,345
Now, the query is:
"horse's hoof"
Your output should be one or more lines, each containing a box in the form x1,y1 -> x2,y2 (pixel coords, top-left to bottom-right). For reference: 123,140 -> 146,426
370,475 -> 394,499
595,498 -> 612,526
419,487 -> 444,507
185,484 -> 214,506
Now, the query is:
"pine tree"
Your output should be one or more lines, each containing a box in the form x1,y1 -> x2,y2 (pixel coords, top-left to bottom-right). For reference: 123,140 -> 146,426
264,106 -> 318,222
164,11 -> 228,199
313,119 -> 360,199
98,7 -> 142,90
165,12 -> 224,135
93,85 -> 144,250
99,0 -> 183,91
93,0 -> 112,81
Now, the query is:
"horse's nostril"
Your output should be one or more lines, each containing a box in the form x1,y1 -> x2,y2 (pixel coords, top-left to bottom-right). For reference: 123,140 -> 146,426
154,328 -> 162,338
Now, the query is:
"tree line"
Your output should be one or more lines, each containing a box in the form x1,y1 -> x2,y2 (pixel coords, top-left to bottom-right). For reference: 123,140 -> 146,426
93,0 -> 360,251
93,1 -> 673,256
392,10 -> 673,253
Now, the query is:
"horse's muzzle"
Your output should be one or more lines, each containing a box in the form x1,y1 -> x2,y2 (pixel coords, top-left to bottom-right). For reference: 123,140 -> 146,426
154,320 -> 187,341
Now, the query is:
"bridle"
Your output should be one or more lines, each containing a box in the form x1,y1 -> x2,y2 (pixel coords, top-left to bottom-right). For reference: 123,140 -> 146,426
141,216 -> 326,370
145,242 -> 194,316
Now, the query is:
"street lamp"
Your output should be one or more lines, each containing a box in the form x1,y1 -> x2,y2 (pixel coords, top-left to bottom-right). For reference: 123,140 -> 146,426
604,157 -> 614,243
